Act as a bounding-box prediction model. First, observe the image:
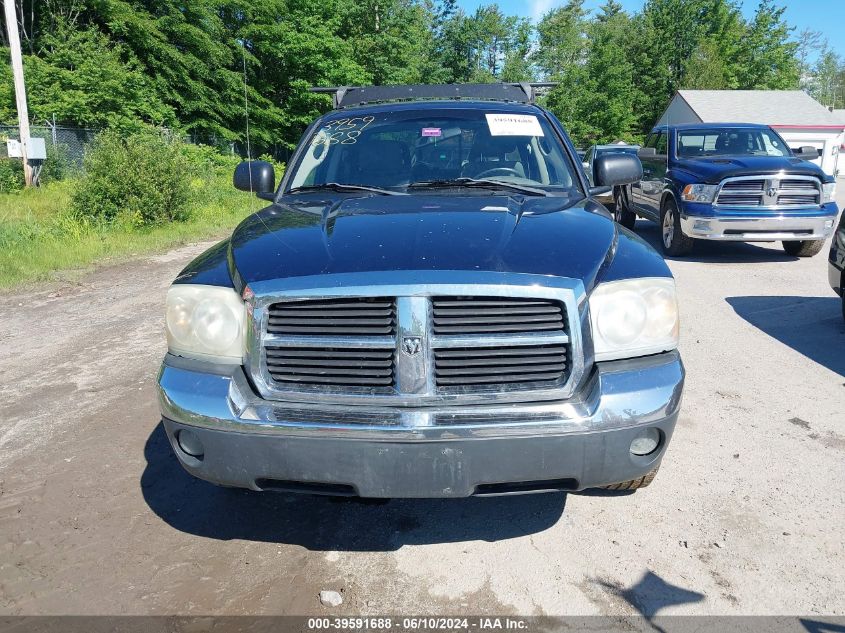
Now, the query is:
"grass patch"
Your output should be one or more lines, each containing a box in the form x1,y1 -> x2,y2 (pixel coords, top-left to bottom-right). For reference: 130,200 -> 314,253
0,176 -> 264,289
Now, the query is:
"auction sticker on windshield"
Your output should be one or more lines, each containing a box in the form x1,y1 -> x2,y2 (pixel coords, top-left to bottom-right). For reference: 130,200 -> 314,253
486,113 -> 544,137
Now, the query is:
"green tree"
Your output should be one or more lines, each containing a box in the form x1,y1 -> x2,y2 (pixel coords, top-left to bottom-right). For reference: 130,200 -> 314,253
0,22 -> 173,129
545,0 -> 636,145
735,0 -> 799,89
533,0 -> 587,79
809,47 -> 844,109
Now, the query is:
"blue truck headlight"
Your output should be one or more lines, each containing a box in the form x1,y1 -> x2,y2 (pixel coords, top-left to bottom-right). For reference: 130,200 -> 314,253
165,284 -> 245,364
589,278 -> 679,362
822,182 -> 836,203
681,184 -> 719,203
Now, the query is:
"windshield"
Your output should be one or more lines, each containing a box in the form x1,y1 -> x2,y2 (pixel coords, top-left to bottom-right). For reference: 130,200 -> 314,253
676,128 -> 791,158
287,109 -> 581,195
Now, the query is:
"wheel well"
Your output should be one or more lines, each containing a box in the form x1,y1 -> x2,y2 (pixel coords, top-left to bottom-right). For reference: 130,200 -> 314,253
660,191 -> 677,212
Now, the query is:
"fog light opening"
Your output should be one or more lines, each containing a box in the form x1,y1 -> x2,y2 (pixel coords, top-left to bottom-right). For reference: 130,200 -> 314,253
630,428 -> 661,456
176,429 -> 204,459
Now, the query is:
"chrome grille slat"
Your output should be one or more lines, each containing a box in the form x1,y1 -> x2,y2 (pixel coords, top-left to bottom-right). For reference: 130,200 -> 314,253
721,179 -> 764,191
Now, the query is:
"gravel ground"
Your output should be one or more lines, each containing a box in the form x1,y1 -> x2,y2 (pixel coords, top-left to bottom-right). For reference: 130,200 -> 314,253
1,181 -> 843,617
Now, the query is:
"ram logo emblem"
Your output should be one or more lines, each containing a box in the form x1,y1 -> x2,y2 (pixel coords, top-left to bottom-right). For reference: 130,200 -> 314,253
401,336 -> 422,356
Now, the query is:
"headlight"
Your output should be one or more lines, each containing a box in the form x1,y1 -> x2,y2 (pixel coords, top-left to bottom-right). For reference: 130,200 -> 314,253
589,278 -> 679,362
165,284 -> 246,364
681,184 -> 719,203
822,182 -> 836,203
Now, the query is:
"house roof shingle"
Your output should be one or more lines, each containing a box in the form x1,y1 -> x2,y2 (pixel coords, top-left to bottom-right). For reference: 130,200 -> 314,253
677,90 -> 845,127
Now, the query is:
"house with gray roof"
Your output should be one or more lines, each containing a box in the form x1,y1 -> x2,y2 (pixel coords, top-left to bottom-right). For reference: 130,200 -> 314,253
656,90 -> 845,175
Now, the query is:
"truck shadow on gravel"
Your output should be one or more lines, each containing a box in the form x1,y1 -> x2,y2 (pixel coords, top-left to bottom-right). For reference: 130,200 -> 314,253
727,296 -> 845,377
140,425 -> 568,550
635,224 -> 799,263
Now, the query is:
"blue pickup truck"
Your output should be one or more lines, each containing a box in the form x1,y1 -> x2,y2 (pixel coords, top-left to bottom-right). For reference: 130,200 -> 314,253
614,123 -> 839,256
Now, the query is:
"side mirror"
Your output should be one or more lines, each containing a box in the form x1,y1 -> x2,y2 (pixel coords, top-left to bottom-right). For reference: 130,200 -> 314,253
637,147 -> 657,158
794,146 -> 819,161
593,153 -> 643,188
234,160 -> 275,195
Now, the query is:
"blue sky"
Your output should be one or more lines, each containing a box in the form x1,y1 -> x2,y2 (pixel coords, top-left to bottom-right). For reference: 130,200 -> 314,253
455,0 -> 845,57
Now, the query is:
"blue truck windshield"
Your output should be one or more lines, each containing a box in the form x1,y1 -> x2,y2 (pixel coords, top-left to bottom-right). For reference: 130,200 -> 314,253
288,110 -> 579,194
676,128 -> 791,158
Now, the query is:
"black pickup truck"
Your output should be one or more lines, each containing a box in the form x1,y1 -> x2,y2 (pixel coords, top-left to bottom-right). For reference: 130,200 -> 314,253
157,83 -> 684,499
614,123 -> 838,256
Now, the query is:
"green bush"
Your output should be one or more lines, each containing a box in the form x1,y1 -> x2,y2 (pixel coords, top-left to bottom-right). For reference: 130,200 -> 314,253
181,142 -> 241,176
71,128 -> 191,227
0,159 -> 24,193
40,143 -> 74,184
0,142 -> 75,193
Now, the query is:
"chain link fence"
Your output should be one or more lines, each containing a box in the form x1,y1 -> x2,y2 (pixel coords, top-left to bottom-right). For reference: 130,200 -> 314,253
0,123 -> 99,166
0,124 -> 292,167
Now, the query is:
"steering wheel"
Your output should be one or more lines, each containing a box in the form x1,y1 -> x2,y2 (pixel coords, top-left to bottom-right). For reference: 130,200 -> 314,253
472,167 -> 522,179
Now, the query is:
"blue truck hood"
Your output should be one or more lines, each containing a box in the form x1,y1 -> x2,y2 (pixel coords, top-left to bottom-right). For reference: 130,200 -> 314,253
673,156 -> 830,183
228,194 -> 617,291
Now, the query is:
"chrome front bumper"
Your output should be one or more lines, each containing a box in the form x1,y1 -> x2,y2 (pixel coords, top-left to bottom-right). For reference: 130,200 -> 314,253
680,213 -> 836,242
157,352 -> 684,498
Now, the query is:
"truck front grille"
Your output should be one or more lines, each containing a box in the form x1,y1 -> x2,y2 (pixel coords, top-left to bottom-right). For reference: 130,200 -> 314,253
265,345 -> 395,389
267,297 -> 395,336
433,344 -> 568,388
715,176 -> 820,208
431,297 -> 565,334
251,284 -> 581,406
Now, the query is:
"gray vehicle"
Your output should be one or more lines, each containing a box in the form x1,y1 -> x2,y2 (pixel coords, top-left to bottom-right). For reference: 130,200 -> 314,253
157,84 -> 683,498
582,143 -> 641,229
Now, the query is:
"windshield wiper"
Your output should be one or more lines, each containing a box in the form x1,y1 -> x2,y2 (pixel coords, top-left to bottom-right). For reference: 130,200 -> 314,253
288,183 -> 405,196
408,178 -> 550,197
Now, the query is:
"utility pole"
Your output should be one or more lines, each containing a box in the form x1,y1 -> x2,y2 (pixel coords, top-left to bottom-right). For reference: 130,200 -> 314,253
3,0 -> 32,186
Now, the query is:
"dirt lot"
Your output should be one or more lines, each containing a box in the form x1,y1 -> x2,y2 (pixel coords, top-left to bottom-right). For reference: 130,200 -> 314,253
1,181 -> 844,617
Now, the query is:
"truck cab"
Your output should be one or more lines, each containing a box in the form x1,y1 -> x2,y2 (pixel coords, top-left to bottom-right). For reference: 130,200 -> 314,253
616,123 -> 839,256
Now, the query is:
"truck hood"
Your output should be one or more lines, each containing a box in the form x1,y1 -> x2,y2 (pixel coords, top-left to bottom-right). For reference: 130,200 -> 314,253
228,194 -> 616,291
673,156 -> 828,183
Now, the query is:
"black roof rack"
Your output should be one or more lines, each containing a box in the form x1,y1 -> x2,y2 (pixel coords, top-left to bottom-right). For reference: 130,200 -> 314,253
309,83 -> 558,110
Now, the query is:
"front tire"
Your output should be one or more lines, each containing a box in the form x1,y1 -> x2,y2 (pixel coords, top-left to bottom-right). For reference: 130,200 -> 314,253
781,239 -> 825,257
603,466 -> 660,491
660,199 -> 694,256
613,186 -> 637,230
